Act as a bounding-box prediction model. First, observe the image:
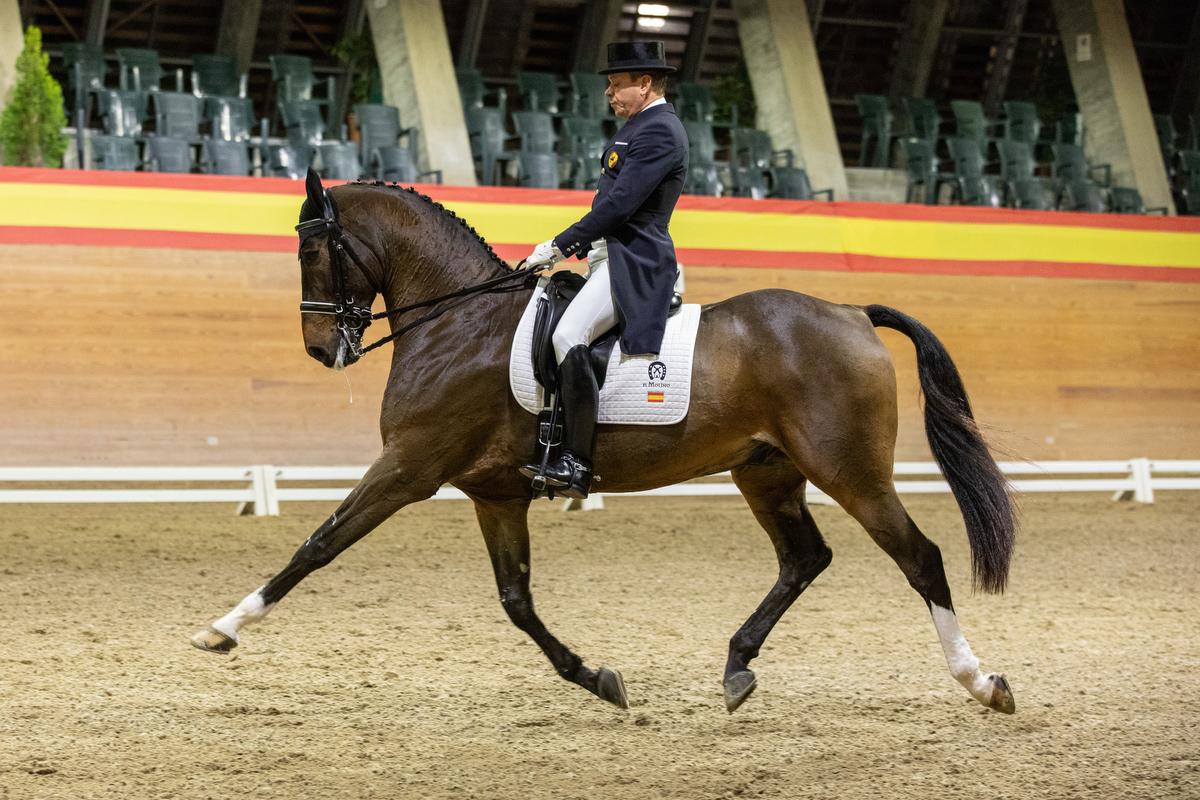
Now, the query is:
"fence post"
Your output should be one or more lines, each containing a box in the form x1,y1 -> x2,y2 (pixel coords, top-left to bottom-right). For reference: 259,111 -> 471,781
261,465 -> 280,516
1131,457 -> 1154,504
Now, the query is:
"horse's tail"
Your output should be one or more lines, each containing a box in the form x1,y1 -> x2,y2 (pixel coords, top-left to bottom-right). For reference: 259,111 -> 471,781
864,304 -> 1016,594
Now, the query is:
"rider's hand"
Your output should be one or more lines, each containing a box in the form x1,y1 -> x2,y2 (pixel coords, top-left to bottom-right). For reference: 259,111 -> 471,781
526,239 -> 563,269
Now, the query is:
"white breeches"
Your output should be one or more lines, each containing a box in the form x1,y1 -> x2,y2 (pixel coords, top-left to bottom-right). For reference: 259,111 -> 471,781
552,241 -> 618,364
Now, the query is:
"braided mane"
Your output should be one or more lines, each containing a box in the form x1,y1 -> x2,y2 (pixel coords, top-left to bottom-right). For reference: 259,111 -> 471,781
349,179 -> 513,273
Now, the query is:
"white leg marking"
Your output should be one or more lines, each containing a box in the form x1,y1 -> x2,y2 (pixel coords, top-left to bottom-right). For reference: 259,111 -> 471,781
930,604 -> 993,702
211,586 -> 276,642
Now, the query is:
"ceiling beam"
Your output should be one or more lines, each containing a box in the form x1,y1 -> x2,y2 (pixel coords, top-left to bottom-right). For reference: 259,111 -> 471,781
681,0 -> 716,82
85,0 -> 111,47
983,0 -> 1029,116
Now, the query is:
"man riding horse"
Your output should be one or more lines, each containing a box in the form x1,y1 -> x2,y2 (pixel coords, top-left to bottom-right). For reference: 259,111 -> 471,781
518,41 -> 688,500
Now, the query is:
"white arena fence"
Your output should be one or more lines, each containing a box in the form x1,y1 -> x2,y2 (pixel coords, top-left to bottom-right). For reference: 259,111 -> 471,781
0,459 -> 1196,516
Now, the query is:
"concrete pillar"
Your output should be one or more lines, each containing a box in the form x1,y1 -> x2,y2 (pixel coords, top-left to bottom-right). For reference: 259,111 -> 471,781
1052,0 -> 1175,213
888,0 -> 949,105
733,0 -> 848,200
1171,4 -> 1200,128
85,0 -> 111,47
0,0 -> 22,118
572,0 -> 622,74
367,0 -> 476,186
216,0 -> 263,77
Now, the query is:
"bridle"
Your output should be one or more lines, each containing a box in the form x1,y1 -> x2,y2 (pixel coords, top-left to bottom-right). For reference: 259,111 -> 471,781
295,187 -> 545,359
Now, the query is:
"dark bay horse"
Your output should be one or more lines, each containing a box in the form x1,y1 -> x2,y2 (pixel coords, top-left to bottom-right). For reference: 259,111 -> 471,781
192,173 -> 1018,715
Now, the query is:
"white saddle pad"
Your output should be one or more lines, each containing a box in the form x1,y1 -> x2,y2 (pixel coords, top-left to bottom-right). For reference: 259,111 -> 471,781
509,277 -> 702,425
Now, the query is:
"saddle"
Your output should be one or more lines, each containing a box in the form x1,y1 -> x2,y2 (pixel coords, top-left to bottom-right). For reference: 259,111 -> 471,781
529,271 -> 684,395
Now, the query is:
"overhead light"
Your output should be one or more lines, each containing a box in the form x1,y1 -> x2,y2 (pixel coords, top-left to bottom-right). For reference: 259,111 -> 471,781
637,16 -> 666,29
637,4 -> 671,16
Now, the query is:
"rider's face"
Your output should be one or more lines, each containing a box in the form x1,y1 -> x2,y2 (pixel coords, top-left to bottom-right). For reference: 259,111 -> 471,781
606,73 -> 653,120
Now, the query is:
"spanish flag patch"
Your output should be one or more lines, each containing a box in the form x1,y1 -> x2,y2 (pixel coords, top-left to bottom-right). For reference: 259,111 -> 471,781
647,391 -> 665,403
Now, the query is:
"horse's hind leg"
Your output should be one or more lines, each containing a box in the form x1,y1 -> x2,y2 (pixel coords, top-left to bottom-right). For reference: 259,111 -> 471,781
473,496 -> 629,709
836,486 -> 1015,713
724,455 -> 833,713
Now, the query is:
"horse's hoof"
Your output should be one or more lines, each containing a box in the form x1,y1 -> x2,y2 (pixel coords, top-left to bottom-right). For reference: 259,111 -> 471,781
985,673 -> 1016,714
596,667 -> 629,709
190,627 -> 237,654
724,670 -> 757,714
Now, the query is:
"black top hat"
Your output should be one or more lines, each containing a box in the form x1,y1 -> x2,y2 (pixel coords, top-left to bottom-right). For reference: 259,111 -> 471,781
598,40 -> 677,75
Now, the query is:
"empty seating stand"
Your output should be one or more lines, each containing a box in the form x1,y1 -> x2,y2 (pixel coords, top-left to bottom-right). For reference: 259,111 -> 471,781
355,103 -> 441,184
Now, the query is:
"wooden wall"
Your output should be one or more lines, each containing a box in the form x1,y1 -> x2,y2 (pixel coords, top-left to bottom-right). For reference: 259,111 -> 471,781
2,243 -> 1197,466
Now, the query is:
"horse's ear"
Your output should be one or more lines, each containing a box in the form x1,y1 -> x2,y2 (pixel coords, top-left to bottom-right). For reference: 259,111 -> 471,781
305,168 -> 324,210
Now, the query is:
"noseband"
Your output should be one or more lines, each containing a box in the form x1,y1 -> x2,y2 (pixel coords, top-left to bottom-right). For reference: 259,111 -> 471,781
296,188 -> 545,359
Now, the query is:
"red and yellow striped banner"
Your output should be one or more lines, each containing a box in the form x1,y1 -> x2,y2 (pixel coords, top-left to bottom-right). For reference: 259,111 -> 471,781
1,167 -> 1198,282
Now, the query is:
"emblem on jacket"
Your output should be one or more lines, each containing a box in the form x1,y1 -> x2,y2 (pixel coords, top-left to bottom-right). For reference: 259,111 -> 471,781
648,361 -> 667,381
607,151 -> 619,168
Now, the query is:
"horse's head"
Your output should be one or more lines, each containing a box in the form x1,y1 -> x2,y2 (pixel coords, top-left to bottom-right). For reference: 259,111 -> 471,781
296,169 -> 379,370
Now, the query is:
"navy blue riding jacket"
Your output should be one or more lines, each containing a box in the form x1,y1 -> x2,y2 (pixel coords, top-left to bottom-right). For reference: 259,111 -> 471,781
553,102 -> 689,355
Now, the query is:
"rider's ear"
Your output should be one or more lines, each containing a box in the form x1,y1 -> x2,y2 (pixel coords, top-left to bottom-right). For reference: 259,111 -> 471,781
305,168 -> 324,211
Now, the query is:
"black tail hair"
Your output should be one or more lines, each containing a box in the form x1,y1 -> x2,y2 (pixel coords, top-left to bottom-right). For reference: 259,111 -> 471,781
865,304 -> 1016,593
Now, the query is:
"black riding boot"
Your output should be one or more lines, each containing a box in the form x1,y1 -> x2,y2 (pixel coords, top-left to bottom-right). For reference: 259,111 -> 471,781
520,344 -> 598,498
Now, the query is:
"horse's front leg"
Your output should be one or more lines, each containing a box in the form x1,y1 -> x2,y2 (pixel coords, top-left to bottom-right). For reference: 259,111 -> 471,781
473,496 -> 629,709
191,450 -> 439,653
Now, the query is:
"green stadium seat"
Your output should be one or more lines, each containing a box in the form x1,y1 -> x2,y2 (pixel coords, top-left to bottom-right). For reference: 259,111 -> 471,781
561,115 -> 609,189
203,139 -> 251,176
456,68 -> 507,111
1011,178 -> 1056,210
997,139 -> 1037,206
270,55 -> 330,106
1176,150 -> 1200,215
518,71 -> 561,113
191,54 -> 241,98
204,96 -> 254,141
901,137 -> 946,204
512,110 -> 557,153
950,100 -> 1002,155
1002,101 -> 1041,147
90,134 -> 139,171
902,97 -> 940,141
517,151 -> 561,188
466,105 -> 515,185
1153,114 -> 1178,175
1054,112 -> 1086,148
96,89 -> 147,137
1061,179 -> 1108,213
855,94 -> 893,168
280,99 -> 327,148
354,103 -> 441,184
267,143 -> 312,180
116,48 -> 163,92
1052,143 -> 1111,187
1109,186 -> 1167,215
151,92 -> 202,141
773,165 -> 833,201
569,73 -> 611,119
678,82 -> 737,128
729,127 -> 773,199
145,136 -> 194,173
682,120 -> 726,196
945,137 -> 1002,207
318,141 -> 363,181
62,42 -> 106,119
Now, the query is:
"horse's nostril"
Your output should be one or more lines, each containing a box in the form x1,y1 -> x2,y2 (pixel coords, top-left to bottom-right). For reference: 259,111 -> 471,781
307,345 -> 328,362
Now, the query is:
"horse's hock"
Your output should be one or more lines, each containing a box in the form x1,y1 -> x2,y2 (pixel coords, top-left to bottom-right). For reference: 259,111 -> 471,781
2,243 -> 1198,466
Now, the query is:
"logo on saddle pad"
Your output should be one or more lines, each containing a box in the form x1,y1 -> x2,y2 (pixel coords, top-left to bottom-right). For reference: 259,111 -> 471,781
648,361 -> 667,381
645,361 -> 669,403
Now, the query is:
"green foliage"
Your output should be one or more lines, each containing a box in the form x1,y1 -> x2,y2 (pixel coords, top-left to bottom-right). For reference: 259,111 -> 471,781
0,25 -> 68,167
712,57 -> 756,127
331,32 -> 379,108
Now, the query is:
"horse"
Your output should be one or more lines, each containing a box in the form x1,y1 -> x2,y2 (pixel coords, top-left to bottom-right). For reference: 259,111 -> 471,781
191,171 -> 1018,716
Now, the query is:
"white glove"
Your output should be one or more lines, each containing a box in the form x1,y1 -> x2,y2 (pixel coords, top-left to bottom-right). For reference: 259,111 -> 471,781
526,239 -> 563,268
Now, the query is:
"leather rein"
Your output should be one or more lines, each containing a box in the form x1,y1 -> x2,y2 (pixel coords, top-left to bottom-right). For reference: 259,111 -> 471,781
295,190 -> 546,358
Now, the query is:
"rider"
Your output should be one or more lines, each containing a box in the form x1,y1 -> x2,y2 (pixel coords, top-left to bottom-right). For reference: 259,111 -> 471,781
518,40 -> 689,499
